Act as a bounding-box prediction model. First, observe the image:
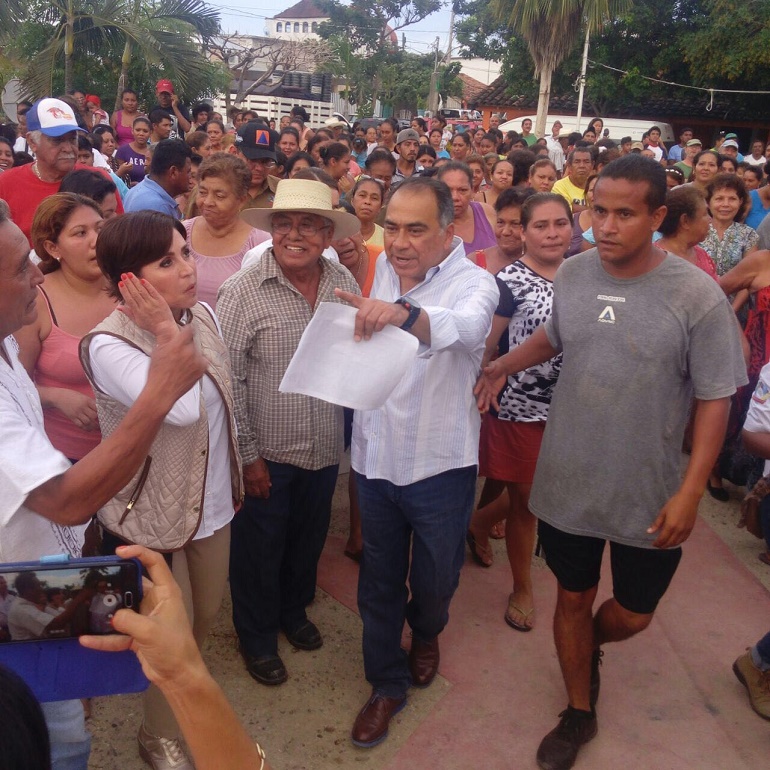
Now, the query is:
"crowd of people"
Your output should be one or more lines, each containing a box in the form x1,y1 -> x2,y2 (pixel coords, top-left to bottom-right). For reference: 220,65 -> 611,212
1,84 -> 770,770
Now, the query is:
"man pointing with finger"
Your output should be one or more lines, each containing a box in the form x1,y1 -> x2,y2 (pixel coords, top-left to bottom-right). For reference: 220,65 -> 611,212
475,155 -> 746,770
336,176 -> 499,748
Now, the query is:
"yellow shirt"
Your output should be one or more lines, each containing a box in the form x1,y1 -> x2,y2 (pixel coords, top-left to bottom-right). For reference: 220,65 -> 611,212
363,223 -> 384,249
552,176 -> 586,209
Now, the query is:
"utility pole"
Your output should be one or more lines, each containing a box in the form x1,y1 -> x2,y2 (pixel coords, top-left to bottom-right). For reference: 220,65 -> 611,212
575,24 -> 590,132
427,36 -> 440,115
443,7 -> 455,65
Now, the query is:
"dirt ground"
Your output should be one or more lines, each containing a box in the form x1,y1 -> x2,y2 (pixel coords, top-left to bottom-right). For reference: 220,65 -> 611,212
86,472 -> 769,769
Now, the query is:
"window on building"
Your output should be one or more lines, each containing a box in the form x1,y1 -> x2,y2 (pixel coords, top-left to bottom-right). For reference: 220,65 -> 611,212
276,22 -> 282,32
311,22 -> 318,31
294,22 -> 300,32
303,22 -> 308,32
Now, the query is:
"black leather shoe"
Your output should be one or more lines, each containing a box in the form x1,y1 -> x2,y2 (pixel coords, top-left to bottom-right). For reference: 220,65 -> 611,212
244,654 -> 287,686
351,692 -> 407,748
284,620 -> 323,651
707,481 -> 730,502
536,706 -> 598,770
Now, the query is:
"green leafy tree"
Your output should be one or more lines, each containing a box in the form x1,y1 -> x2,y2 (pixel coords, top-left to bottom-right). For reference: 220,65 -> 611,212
380,53 -> 461,114
5,0 -> 223,107
489,0 -> 632,136
684,0 -> 770,86
317,0 -> 442,112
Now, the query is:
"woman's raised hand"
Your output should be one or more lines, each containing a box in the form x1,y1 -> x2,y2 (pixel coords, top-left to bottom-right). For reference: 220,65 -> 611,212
118,273 -> 178,343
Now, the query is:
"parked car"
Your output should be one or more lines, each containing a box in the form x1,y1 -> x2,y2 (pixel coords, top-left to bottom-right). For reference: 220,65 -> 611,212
441,108 -> 483,131
498,114 -> 676,144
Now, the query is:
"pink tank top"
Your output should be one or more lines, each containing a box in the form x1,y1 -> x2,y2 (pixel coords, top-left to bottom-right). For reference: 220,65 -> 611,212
114,110 -> 135,147
35,288 -> 101,460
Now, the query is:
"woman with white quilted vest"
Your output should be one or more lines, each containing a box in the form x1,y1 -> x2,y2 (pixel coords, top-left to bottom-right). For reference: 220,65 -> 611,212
79,210 -> 243,770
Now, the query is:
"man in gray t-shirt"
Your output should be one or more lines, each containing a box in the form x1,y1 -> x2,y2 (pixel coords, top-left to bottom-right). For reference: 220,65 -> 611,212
476,155 -> 747,770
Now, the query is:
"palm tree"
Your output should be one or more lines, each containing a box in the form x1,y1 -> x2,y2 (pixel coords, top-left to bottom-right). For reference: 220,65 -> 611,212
17,0 -> 219,102
490,0 -> 631,137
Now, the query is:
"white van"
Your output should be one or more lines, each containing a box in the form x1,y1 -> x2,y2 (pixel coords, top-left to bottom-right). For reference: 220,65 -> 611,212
498,114 -> 676,144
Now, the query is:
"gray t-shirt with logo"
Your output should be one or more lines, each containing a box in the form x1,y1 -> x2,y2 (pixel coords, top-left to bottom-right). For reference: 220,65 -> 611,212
529,249 -> 748,548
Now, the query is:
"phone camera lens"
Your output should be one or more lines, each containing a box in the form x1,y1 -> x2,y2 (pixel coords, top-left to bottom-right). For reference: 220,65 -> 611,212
124,591 -> 134,608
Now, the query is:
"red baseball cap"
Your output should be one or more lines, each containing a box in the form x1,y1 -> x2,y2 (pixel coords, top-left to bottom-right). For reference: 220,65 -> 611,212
156,79 -> 174,94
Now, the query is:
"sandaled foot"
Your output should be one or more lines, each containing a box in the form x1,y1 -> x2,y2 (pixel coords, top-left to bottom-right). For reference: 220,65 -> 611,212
504,593 -> 534,632
489,520 -> 506,539
466,529 -> 493,567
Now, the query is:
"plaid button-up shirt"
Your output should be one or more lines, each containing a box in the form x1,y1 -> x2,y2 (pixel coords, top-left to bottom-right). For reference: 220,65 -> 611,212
217,249 -> 361,469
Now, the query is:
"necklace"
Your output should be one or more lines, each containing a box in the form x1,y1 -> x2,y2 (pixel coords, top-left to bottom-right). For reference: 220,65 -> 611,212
32,161 -> 42,180
360,223 -> 375,243
354,246 -> 365,278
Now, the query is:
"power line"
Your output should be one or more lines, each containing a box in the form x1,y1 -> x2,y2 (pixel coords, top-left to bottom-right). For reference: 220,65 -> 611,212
589,59 -> 770,110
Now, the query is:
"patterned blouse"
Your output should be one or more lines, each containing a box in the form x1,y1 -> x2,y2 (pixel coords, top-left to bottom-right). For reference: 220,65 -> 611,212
700,222 -> 759,277
495,260 -> 562,422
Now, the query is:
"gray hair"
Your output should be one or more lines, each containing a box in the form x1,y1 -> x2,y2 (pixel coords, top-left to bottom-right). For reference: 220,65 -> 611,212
26,129 -> 42,146
391,176 -> 454,229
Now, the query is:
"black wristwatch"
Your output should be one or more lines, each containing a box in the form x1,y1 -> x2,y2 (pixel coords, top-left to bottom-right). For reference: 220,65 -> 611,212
394,297 -> 421,331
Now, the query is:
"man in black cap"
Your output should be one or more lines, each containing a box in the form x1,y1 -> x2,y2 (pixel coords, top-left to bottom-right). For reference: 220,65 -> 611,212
236,121 -> 280,209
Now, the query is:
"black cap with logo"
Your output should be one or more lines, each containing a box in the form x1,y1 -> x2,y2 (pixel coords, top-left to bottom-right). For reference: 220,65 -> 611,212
236,120 -> 277,160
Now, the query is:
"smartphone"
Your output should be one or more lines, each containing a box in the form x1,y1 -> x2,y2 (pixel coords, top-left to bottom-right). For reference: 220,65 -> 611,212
0,556 -> 141,644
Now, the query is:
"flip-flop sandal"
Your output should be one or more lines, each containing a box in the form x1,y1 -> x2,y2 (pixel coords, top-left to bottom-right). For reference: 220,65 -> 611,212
466,530 -> 493,568
489,520 -> 506,539
504,594 -> 534,632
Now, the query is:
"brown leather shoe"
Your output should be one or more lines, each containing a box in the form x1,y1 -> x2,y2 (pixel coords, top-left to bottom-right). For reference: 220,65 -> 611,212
351,692 -> 407,748
409,635 -> 440,688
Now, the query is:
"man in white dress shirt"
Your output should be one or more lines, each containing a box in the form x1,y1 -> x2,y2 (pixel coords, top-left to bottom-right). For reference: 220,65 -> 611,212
336,176 -> 499,748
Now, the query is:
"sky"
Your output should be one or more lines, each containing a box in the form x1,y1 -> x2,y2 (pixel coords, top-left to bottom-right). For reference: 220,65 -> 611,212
207,0 -> 457,59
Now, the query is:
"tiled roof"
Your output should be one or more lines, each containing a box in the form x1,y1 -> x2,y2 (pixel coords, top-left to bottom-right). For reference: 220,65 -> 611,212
471,75 -> 770,123
274,0 -> 327,19
457,73 -> 487,103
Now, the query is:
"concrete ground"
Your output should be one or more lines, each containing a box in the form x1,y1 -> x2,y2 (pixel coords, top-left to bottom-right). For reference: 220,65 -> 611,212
87,474 -> 770,770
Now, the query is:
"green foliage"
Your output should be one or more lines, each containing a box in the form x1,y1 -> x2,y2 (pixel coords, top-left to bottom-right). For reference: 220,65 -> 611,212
684,0 -> 770,86
2,0 -> 225,104
457,0 -> 770,118
380,54 -> 462,112
453,0 -> 510,62
316,0 -> 444,113
317,0 -> 442,53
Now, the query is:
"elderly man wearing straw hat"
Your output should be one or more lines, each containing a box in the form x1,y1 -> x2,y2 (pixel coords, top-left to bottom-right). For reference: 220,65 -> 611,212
217,179 -> 361,687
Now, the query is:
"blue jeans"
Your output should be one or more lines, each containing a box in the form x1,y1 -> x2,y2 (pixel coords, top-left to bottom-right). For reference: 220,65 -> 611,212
42,700 -> 91,770
230,461 -> 339,658
355,466 -> 477,698
755,631 -> 770,669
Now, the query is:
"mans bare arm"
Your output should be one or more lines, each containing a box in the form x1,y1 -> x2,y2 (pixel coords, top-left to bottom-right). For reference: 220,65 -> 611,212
26,327 -> 207,526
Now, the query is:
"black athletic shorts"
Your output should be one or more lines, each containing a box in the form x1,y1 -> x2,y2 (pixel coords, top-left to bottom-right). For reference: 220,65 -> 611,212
538,519 -> 683,615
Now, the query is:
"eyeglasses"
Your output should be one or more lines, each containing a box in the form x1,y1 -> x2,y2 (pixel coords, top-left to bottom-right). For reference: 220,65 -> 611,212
248,157 -> 276,168
271,217 -> 331,237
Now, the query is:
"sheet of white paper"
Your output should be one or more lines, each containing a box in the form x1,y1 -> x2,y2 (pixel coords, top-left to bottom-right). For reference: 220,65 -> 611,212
279,302 -> 419,410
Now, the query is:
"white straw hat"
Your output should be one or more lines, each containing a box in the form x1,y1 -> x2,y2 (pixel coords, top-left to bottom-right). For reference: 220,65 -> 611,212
240,179 -> 360,239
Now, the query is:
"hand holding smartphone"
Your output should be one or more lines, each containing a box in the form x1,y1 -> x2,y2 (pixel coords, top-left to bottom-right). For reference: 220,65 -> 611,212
0,556 -> 141,644
0,555 -> 146,702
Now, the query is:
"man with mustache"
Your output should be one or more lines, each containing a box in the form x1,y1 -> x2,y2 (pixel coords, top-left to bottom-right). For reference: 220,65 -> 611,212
0,97 -> 115,244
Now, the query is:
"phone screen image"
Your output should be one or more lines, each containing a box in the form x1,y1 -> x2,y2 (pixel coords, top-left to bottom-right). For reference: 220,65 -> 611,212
0,562 -> 140,644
